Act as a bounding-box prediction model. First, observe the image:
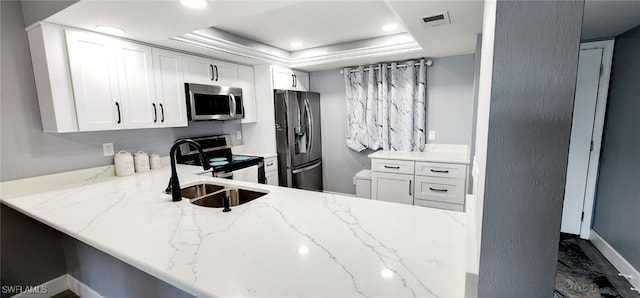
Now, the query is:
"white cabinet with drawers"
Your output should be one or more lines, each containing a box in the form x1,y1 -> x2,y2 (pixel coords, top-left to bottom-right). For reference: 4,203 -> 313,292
368,146 -> 469,212
263,156 -> 279,186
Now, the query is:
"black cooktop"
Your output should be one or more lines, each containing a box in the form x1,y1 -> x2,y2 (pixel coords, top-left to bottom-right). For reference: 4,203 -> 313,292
177,146 -> 263,174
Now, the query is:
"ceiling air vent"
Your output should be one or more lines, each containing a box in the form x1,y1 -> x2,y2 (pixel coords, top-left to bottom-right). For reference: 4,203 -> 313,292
421,11 -> 450,27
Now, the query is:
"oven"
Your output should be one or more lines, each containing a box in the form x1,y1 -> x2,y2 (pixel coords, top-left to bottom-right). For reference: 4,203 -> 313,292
176,135 -> 265,183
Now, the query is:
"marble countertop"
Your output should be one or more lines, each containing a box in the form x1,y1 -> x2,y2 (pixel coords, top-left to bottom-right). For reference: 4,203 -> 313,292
368,144 -> 470,164
1,165 -> 467,297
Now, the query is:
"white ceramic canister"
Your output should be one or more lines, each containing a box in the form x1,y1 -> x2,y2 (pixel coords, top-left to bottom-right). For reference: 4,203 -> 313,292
114,150 -> 135,177
133,151 -> 150,173
150,153 -> 162,170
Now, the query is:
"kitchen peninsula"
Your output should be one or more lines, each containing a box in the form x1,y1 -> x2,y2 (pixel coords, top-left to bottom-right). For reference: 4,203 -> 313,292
1,164 -> 467,297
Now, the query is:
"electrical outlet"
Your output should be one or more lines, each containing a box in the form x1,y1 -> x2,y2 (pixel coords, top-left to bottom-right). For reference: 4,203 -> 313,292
103,143 -> 114,156
236,131 -> 242,141
428,130 -> 436,141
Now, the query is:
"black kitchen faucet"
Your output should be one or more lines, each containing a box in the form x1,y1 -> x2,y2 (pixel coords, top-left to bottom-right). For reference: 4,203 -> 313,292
165,139 -> 212,202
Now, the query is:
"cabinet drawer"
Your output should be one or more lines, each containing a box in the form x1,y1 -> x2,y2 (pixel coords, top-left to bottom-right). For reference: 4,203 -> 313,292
264,156 -> 278,173
415,162 -> 466,179
414,176 -> 465,205
372,159 -> 414,175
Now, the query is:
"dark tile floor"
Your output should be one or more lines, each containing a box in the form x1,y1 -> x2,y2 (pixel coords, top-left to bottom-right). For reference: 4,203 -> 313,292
555,233 -> 639,298
50,290 -> 79,298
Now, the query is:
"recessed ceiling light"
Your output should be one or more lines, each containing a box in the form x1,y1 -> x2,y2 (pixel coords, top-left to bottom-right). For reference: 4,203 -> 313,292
290,41 -> 303,49
94,26 -> 125,36
180,0 -> 207,9
382,24 -> 398,32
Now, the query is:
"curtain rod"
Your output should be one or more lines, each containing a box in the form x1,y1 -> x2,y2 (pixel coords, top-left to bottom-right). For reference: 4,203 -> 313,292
339,59 -> 433,74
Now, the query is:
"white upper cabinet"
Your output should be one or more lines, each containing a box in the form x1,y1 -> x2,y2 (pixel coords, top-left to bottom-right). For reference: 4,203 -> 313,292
152,48 -> 187,127
115,40 -> 158,129
237,65 -> 256,123
183,54 -> 239,87
66,30 -> 186,131
183,54 -> 214,85
66,30 -> 123,131
28,23 -> 255,133
272,66 -> 309,91
212,59 -> 239,87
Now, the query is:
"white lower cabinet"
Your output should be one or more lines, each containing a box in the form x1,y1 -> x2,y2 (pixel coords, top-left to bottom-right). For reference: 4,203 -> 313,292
371,171 -> 414,205
263,156 -> 279,186
370,157 -> 467,212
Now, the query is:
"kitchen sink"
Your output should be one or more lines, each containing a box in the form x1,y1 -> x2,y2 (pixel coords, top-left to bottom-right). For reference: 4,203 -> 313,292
180,183 -> 226,200
180,183 -> 268,209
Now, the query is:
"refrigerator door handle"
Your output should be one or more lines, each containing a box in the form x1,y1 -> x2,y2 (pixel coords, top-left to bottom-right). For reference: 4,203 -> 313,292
291,160 -> 322,174
304,98 -> 313,154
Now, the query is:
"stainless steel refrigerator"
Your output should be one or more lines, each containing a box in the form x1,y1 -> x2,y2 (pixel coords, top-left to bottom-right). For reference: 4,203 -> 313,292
274,90 -> 323,191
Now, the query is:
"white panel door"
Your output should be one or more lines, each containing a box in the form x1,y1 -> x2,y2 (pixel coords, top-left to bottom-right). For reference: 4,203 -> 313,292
371,171 -> 413,205
561,48 -> 603,234
66,30 -> 122,131
152,48 -> 187,127
266,171 -> 278,186
116,41 -> 157,129
183,54 -> 213,85
211,59 -> 238,87
293,70 -> 309,91
272,67 -> 296,90
238,65 -> 256,123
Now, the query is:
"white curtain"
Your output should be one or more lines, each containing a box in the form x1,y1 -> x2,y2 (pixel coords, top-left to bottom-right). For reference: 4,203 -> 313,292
344,59 -> 427,152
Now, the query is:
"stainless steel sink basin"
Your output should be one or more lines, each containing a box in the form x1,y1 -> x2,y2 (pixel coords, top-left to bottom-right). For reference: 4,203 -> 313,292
180,183 -> 225,200
180,183 -> 267,209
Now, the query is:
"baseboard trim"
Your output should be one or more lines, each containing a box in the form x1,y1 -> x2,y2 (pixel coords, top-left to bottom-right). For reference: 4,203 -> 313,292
10,274 -> 102,298
66,274 -> 102,298
590,230 -> 640,290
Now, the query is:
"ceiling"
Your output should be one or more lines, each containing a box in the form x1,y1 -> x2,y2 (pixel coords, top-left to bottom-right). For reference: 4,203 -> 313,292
213,1 -> 406,51
582,0 -> 640,40
43,0 -> 484,71
38,0 -> 640,71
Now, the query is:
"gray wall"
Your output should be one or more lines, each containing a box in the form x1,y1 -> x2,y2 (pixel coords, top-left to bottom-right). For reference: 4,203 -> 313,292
478,1 -> 584,296
310,54 -> 476,195
20,0 -> 78,28
592,25 -> 640,270
0,0 -> 237,294
0,205 -> 67,297
0,0 -> 241,182
64,237 -> 194,298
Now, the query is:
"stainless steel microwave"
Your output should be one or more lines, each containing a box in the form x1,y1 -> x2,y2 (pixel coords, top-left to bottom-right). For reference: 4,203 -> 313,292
185,83 -> 243,121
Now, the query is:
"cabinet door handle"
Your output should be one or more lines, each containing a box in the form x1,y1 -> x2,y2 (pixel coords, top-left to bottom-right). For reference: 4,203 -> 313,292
409,180 -> 412,196
159,103 -> 165,122
115,102 -> 121,124
152,103 -> 157,123
430,169 -> 450,173
384,165 -> 400,169
266,162 -> 274,166
292,74 -> 296,88
214,65 -> 219,81
429,187 -> 448,192
209,64 -> 216,81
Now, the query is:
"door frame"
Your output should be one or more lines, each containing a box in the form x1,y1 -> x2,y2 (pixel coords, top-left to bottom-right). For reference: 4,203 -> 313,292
575,40 -> 614,239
